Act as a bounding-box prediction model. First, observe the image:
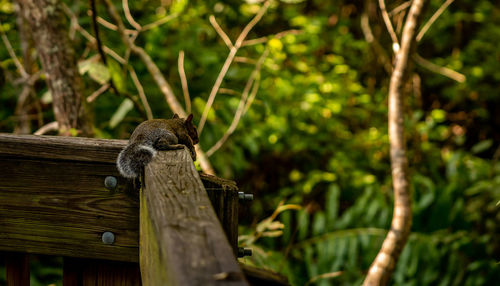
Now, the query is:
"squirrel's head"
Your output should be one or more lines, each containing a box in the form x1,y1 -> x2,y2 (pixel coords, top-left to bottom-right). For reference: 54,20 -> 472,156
174,113 -> 199,144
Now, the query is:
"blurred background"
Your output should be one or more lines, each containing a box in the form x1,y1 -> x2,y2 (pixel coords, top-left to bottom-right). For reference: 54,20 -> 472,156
0,0 -> 499,285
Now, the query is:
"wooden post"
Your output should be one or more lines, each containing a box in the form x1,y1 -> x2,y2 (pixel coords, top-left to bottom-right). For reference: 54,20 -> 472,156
202,173 -> 240,255
63,257 -> 141,286
140,149 -> 247,286
4,252 -> 30,286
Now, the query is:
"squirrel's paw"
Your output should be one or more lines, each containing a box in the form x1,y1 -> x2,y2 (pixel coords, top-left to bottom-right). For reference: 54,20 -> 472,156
155,139 -> 184,150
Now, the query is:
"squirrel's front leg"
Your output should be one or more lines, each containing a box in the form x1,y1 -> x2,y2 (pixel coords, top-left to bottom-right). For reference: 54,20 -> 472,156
153,131 -> 183,150
177,134 -> 197,161
155,138 -> 184,150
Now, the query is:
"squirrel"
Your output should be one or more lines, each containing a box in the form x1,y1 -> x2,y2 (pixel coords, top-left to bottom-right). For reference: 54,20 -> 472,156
116,114 -> 199,178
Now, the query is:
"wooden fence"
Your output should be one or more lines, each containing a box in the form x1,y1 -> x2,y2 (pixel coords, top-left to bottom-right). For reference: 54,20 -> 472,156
0,134 -> 288,286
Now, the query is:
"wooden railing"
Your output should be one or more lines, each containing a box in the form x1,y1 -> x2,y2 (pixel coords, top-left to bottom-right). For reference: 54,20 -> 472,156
0,134 -> 288,286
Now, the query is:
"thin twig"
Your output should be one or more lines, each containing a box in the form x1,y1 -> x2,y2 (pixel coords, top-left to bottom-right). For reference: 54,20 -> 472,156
234,57 -> 257,64
360,12 -> 392,73
389,1 -> 411,16
209,15 -> 233,49
242,71 -> 261,115
395,9 -> 406,34
305,272 -> 343,286
178,50 -> 191,114
87,83 -> 110,102
141,13 -> 179,31
34,121 -> 59,135
413,54 -> 465,82
89,0 -> 108,65
129,66 -> 153,119
218,88 -> 241,96
378,0 -> 400,52
0,19 -> 28,78
417,0 -> 455,42
63,5 -> 126,64
198,0 -> 271,134
122,0 -> 142,30
102,0 -> 185,116
206,49 -> 268,157
242,29 -> 302,47
97,16 -> 118,30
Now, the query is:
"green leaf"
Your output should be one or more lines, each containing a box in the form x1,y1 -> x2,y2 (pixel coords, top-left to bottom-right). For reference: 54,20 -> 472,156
107,59 -> 127,93
471,139 -> 493,154
109,99 -> 134,128
88,62 -> 110,84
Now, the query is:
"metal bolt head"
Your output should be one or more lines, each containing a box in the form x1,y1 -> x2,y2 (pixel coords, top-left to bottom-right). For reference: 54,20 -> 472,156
237,247 -> 252,258
104,176 -> 117,191
102,231 -> 115,245
238,192 -> 254,202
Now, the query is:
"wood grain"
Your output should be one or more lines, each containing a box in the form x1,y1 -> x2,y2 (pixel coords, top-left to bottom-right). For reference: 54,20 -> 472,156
0,156 -> 139,262
0,133 -> 127,163
4,252 -> 30,286
140,149 -> 247,286
63,257 -> 141,286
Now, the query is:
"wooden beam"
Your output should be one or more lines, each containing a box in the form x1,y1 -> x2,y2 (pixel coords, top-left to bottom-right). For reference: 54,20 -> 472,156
140,149 -> 247,286
0,133 -> 126,163
0,134 -> 138,262
202,173 -> 239,254
0,134 -> 239,264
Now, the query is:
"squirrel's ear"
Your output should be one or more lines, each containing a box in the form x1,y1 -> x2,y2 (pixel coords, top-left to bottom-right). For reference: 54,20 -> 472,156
172,114 -> 179,119
186,114 -> 193,123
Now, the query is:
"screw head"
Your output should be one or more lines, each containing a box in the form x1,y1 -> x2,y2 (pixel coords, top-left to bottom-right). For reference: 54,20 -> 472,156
104,176 -> 117,190
238,192 -> 253,202
102,231 -> 115,244
237,247 -> 252,257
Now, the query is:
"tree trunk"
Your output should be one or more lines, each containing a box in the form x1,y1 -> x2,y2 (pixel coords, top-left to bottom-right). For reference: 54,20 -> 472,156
17,0 -> 93,137
363,0 -> 426,285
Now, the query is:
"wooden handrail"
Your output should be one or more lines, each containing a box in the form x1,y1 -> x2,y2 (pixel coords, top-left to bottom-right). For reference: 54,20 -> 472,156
140,149 -> 247,285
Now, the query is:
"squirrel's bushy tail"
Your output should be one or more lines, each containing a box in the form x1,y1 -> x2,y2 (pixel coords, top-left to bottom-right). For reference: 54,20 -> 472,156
116,143 -> 157,178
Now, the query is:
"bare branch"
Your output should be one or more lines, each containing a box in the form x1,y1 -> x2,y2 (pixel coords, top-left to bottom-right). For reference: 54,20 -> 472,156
97,16 -> 118,30
305,272 -> 343,286
234,56 -> 257,64
178,50 -> 191,114
34,121 -> 59,135
63,5 -> 127,64
242,29 -> 302,47
142,13 -> 178,31
129,67 -> 153,119
206,49 -> 268,157
87,83 -> 110,102
0,19 -> 28,78
195,144 -> 215,175
102,0 -> 215,174
417,0 -> 455,42
243,70 -> 261,115
102,0 -> 185,117
122,0 -> 142,30
218,88 -> 241,96
378,0 -> 400,52
363,0 -> 426,285
360,12 -> 392,74
413,54 -> 465,82
389,1 -> 411,16
209,15 -> 233,49
198,0 -> 271,134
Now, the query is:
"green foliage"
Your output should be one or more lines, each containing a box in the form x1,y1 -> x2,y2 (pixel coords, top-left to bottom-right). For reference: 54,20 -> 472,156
0,0 -> 499,285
